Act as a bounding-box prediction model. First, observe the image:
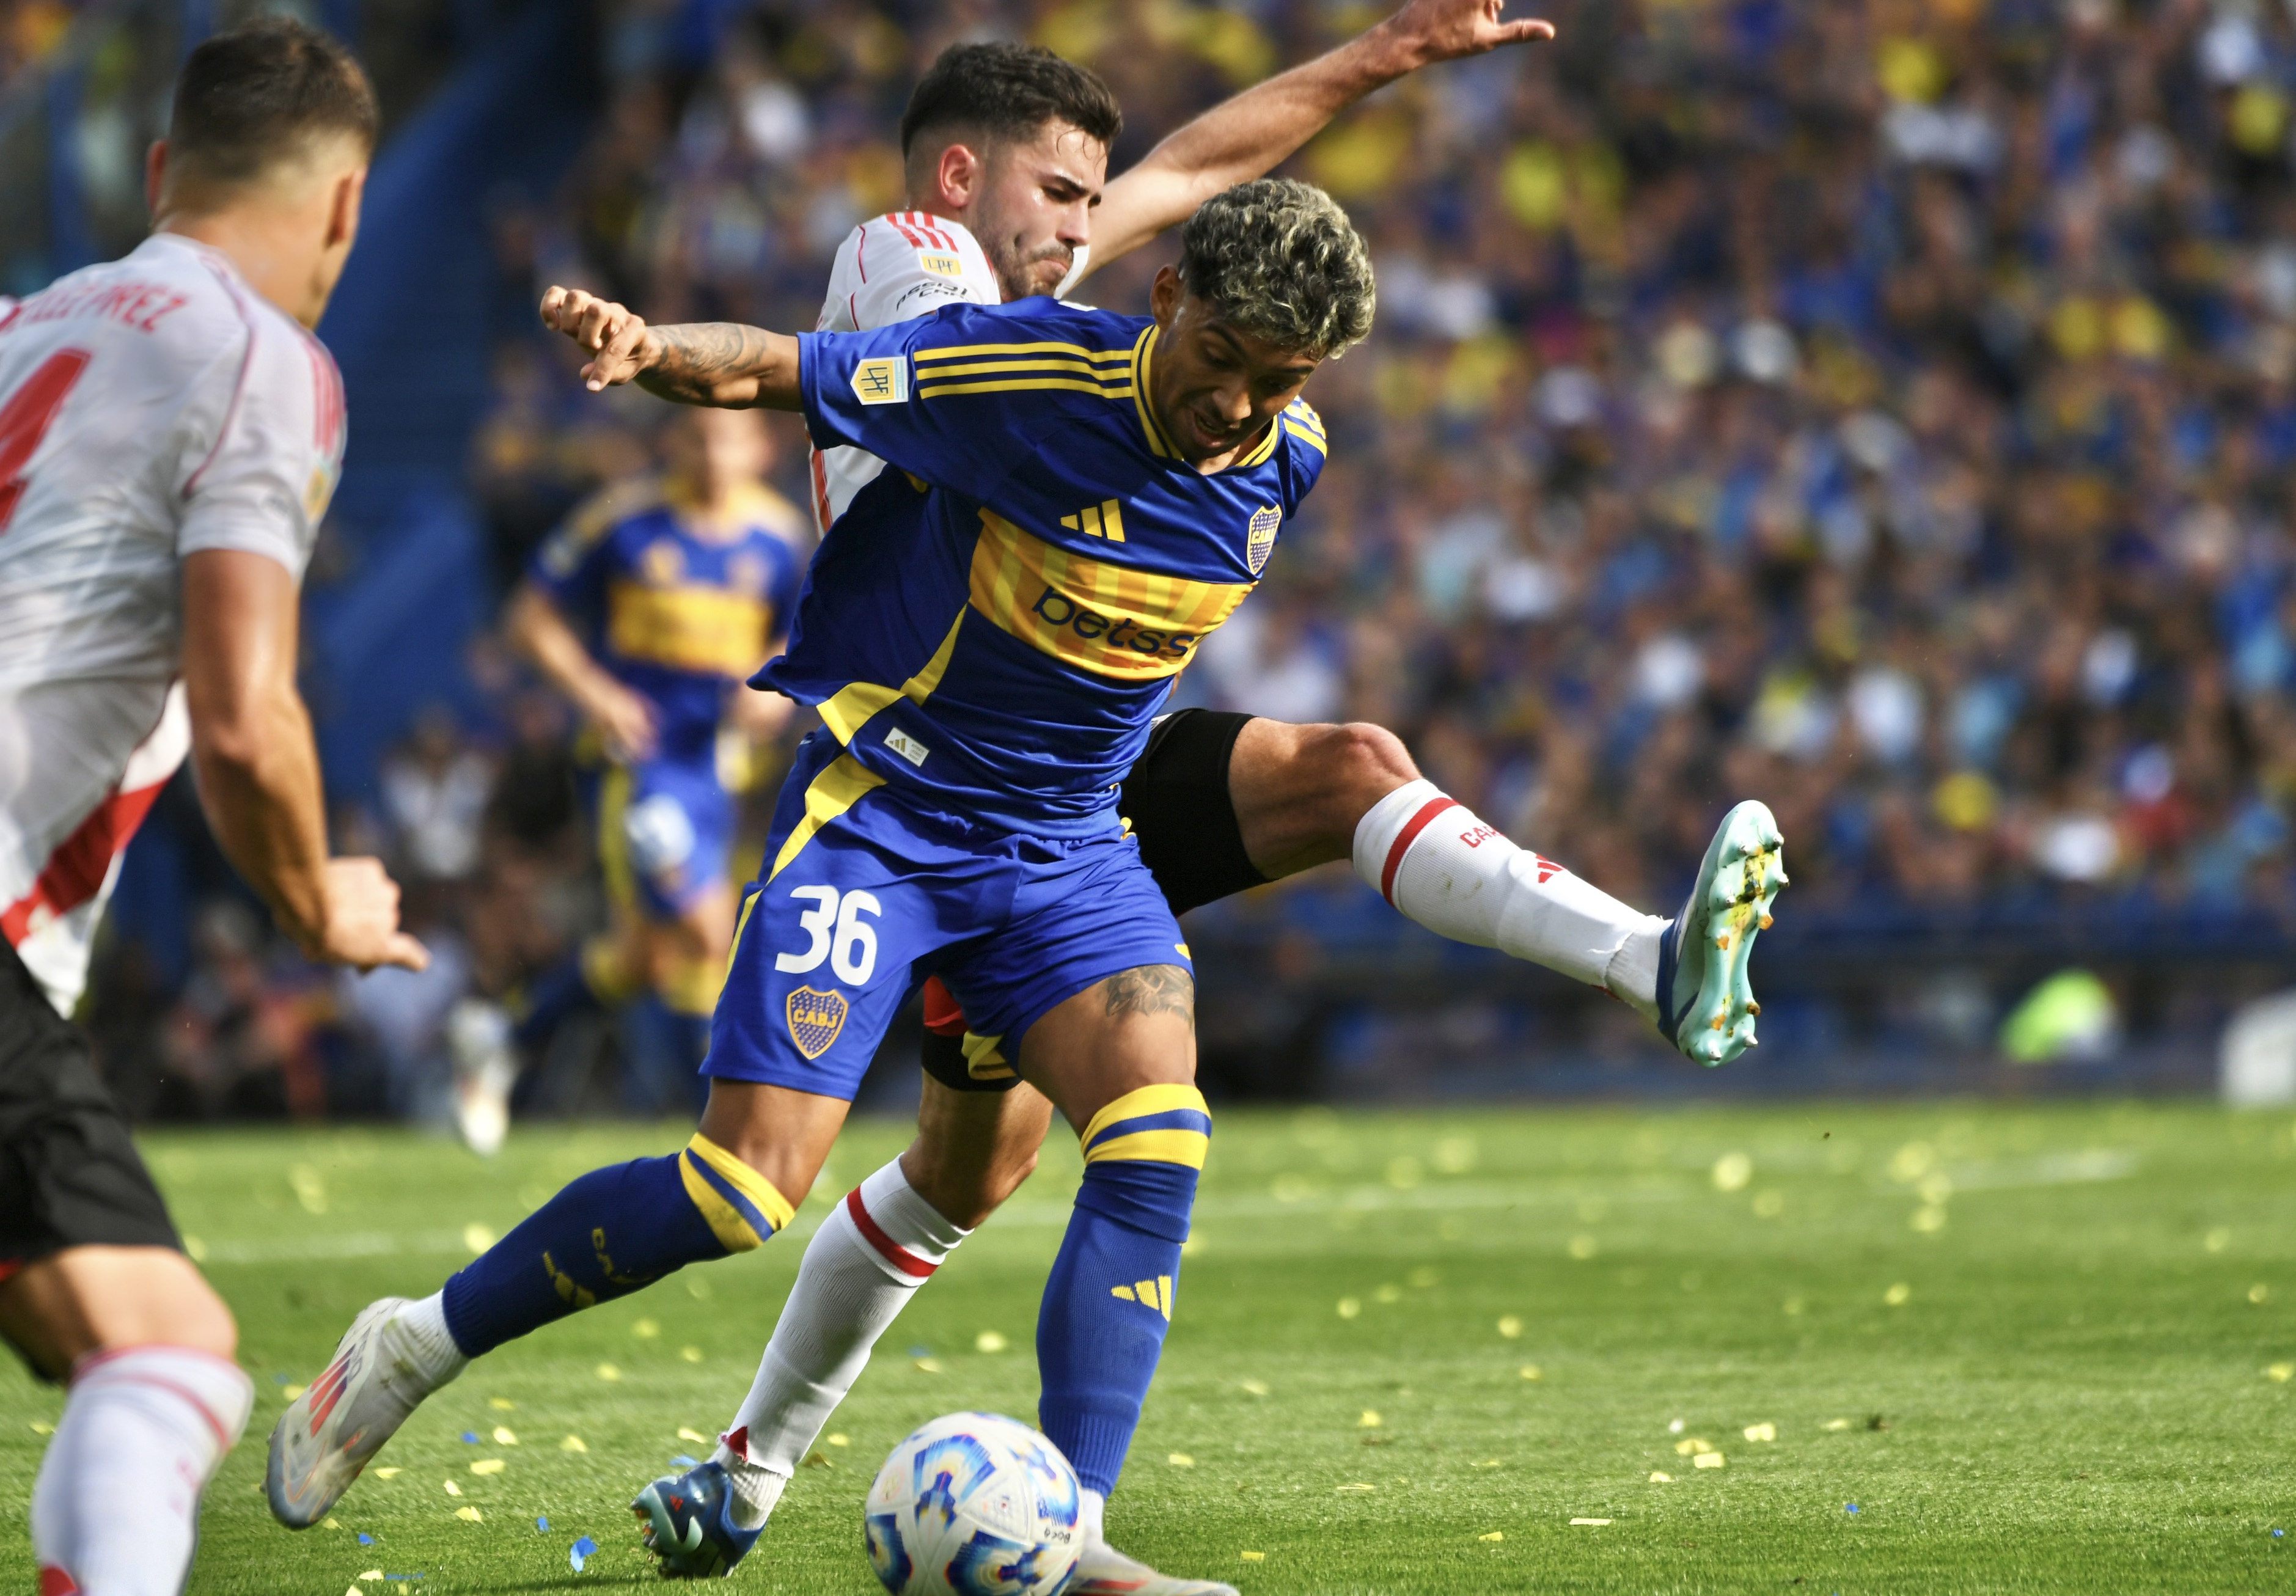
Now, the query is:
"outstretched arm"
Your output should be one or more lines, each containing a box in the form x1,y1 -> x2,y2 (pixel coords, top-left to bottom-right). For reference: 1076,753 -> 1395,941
541,287 -> 803,409
1082,0 -> 1554,277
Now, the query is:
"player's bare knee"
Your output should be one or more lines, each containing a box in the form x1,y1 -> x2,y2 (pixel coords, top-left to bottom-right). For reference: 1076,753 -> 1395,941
1327,721 -> 1418,811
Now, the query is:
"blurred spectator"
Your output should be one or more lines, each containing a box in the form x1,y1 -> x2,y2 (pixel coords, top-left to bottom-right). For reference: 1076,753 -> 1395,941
380,708 -> 497,883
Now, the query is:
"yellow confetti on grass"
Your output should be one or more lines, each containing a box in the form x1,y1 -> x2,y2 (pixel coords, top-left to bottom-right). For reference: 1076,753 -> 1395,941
1519,1365 -> 1542,1381
1239,1551 -> 1266,1562
469,1459 -> 505,1476
462,1223 -> 494,1253
455,1505 -> 483,1522
1744,1422 -> 1777,1442
493,1427 -> 518,1445
1821,1418 -> 1852,1431
634,1318 -> 661,1339
976,1331 -> 1009,1353
283,1385 -> 307,1400
1479,1530 -> 1505,1541
1712,1152 -> 1752,1192
1359,1411 -> 1383,1429
681,1346 -> 703,1363
1337,1297 -> 1362,1319
2268,1363 -> 2294,1382
443,1481 -> 462,1496
595,1364 -> 622,1382
1240,1380 -> 1271,1396
1336,1483 -> 1376,1493
1567,1234 -> 1599,1261
1470,1460 -> 1503,1468
914,1358 -> 944,1374
2206,1228 -> 2232,1253
1168,1453 -> 1195,1466
1569,1517 -> 1612,1526
1649,1472 -> 1673,1482
488,1397 -> 515,1410
1673,1438 -> 1712,1455
827,1433 -> 850,1447
321,1517 -> 342,1530
560,1435 -> 589,1453
1497,1316 -> 1523,1338
1693,1452 -> 1726,1469
2251,1284 -> 2271,1305
29,1422 -> 53,1435
1884,1283 -> 1912,1306
372,1468 -> 401,1478
678,1427 -> 710,1444
359,1572 -> 384,1581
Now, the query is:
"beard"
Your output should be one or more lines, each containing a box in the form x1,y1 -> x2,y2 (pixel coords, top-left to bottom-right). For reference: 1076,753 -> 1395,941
985,236 -> 1074,303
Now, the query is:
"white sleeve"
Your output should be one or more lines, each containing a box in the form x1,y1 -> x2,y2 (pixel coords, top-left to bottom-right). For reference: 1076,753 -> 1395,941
843,213 -> 1002,329
175,317 -> 342,579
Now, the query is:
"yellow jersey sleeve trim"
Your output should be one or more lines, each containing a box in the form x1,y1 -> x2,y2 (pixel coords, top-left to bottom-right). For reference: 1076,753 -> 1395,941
919,376 -> 1136,400
1283,399 -> 1326,439
684,1133 -> 797,1231
816,607 -> 967,746
1079,1083 -> 1209,1148
912,340 -> 1134,364
1085,1128 -> 1211,1170
767,753 -> 886,883
725,888 -> 761,982
1282,417 -> 1327,456
1238,422 -> 1283,469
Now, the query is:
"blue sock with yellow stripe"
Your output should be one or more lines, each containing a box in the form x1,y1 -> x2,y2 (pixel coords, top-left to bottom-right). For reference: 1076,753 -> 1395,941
438,1135 -> 791,1356
1036,1085 -> 1209,1498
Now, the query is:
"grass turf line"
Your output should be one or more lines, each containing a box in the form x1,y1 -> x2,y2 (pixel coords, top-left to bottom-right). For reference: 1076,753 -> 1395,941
0,1102 -> 2290,1593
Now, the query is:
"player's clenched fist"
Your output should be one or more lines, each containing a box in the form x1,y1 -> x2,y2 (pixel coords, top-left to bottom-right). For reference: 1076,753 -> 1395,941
312,855 -> 429,973
540,285 -> 661,392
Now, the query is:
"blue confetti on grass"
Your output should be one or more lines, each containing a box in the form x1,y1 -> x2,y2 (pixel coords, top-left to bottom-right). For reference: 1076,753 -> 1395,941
907,1345 -> 931,1358
571,1535 -> 598,1572
2275,1529 -> 2285,1539
670,1454 -> 700,1467
537,1515 -> 549,1532
358,1533 -> 372,1545
273,1372 -> 291,1385
461,1431 -> 480,1443
1845,1504 -> 1860,1514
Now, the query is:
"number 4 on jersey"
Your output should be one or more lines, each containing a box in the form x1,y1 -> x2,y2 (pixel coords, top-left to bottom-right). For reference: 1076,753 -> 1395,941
0,348 -> 90,534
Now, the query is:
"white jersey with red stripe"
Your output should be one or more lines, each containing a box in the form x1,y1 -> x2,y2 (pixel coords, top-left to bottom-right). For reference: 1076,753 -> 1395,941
805,210 -> 1092,533
0,232 -> 343,1012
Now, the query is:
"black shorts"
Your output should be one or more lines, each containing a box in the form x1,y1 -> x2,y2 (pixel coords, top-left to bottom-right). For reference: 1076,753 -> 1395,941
0,940 -> 180,1282
918,708 -> 1267,1095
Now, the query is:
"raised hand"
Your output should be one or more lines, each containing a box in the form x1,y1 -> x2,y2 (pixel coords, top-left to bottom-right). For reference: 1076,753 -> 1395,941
1384,0 -> 1555,64
540,285 -> 661,392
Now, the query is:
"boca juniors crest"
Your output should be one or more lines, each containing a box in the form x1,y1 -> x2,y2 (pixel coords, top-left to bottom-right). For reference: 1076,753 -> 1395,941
1244,505 -> 1280,576
787,987 -> 848,1059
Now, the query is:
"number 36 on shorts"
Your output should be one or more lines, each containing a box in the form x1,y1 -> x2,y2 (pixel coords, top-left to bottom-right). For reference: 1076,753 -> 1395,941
774,885 -> 882,985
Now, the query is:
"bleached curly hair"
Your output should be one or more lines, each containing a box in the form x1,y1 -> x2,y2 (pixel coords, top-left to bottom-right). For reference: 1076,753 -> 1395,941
1176,178 -> 1375,359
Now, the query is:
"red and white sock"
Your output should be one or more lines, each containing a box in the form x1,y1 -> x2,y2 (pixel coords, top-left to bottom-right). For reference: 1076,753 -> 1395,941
30,1345 -> 254,1595
713,1157 -> 969,1528
1353,779 -> 1668,1020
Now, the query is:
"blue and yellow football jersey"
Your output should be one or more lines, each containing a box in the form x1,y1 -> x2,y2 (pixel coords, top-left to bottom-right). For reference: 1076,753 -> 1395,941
766,299 -> 1328,838
530,478 -> 809,761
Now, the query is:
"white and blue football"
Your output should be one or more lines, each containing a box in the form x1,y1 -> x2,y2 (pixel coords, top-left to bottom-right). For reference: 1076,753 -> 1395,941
864,1411 -> 1082,1596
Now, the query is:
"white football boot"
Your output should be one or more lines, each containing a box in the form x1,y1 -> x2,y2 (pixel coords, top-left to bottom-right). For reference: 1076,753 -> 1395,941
1069,1540 -> 1241,1596
1656,799 -> 1787,1066
447,998 -> 517,1155
266,1297 -> 459,1526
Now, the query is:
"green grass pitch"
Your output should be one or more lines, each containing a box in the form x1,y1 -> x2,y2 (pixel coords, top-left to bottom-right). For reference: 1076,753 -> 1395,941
3,1101 -> 2293,1593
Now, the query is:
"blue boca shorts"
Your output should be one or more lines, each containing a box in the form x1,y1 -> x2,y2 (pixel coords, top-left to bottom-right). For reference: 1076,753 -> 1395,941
705,734 -> 1190,1100
586,752 -> 735,921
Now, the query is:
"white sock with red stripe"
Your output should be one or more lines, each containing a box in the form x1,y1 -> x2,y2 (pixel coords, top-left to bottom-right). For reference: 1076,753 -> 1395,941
713,1157 -> 969,1529
1352,778 -> 1669,1020
30,1345 -> 254,1595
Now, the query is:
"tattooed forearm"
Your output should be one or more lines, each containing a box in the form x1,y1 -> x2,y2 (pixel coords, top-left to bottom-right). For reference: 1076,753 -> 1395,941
637,323 -> 802,409
1102,964 -> 1195,1030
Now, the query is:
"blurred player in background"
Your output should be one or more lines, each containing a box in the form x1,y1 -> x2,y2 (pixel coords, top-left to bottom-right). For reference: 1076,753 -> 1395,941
446,406 -> 808,1151
0,21 -> 425,1595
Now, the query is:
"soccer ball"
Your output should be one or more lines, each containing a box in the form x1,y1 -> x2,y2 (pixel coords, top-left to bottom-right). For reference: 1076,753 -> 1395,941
864,1411 -> 1082,1596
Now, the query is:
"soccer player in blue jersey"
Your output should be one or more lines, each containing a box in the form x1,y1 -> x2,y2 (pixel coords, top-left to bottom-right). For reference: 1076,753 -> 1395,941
453,407 -> 809,1145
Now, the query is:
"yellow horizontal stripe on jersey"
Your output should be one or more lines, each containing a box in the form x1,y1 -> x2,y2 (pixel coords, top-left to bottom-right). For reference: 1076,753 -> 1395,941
912,340 -> 1134,365
1284,400 -> 1326,439
1282,417 -> 1327,455
816,607 -> 967,746
604,582 -> 774,676
919,376 -> 1136,400
767,752 -> 885,882
968,511 -> 1253,682
915,357 -> 1135,383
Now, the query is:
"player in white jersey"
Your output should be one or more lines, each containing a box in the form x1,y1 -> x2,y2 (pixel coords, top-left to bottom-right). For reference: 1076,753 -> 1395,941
0,21 -> 423,1596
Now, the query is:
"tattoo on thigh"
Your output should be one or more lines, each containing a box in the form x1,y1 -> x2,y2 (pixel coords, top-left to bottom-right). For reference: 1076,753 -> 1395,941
1102,964 -> 1195,1030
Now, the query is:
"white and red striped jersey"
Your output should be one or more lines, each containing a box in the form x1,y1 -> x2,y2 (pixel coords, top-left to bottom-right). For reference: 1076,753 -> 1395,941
0,232 -> 344,1012
805,211 -> 1093,533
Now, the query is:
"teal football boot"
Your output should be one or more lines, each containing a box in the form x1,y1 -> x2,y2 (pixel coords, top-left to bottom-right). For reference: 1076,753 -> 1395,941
1655,800 -> 1786,1066
631,1459 -> 760,1578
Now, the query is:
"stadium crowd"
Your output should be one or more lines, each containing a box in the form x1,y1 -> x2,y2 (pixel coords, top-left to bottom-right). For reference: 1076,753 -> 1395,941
90,0 -> 2296,1113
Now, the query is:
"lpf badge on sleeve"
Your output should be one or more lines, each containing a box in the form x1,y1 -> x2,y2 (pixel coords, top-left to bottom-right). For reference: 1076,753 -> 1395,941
1244,505 -> 1281,575
851,357 -> 909,406
787,987 -> 849,1060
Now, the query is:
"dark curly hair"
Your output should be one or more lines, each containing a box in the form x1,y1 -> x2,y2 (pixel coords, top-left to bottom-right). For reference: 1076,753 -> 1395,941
1176,179 -> 1376,359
